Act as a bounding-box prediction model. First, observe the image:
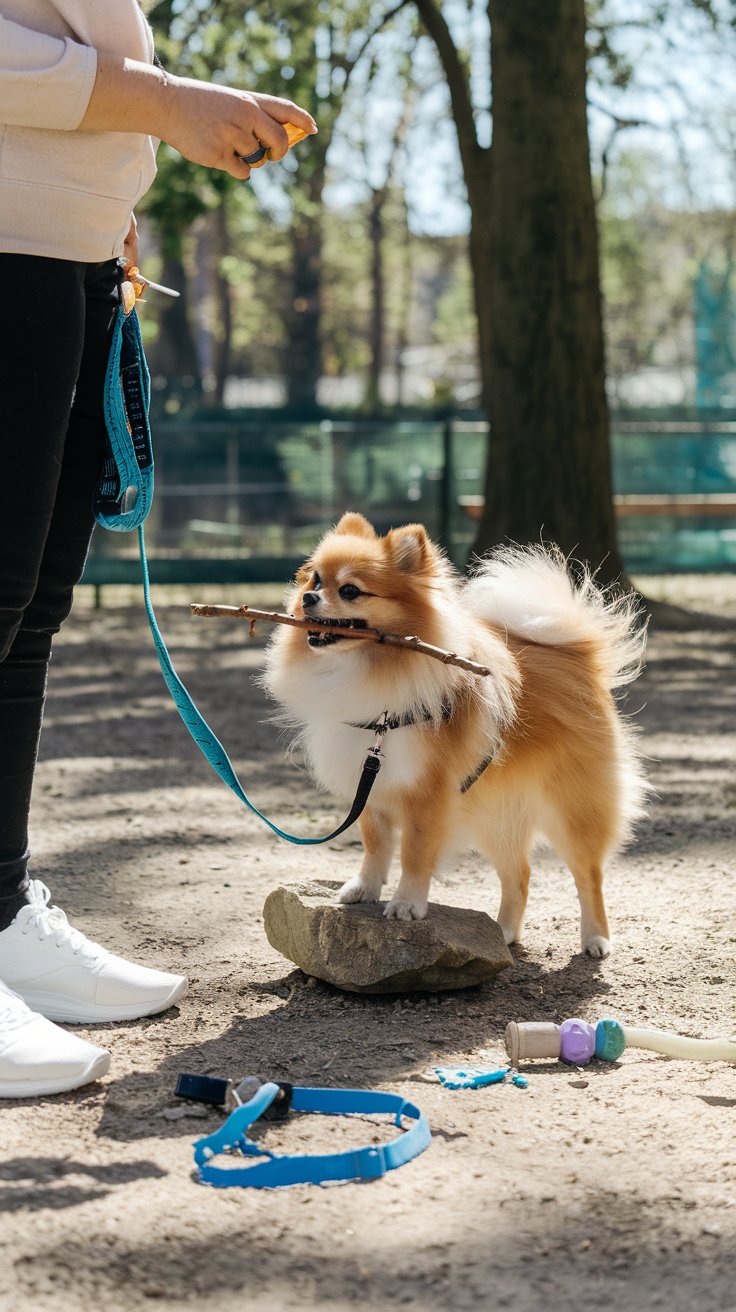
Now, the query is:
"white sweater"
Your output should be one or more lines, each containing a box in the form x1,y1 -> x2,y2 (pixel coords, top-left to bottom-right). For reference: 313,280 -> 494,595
0,0 -> 157,261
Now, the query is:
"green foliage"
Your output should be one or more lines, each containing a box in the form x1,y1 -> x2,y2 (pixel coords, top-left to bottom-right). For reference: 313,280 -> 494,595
140,149 -> 215,261
432,244 -> 474,347
139,0 -> 736,419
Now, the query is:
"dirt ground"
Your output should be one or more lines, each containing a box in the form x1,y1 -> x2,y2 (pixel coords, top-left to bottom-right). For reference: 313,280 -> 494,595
0,572 -> 734,1312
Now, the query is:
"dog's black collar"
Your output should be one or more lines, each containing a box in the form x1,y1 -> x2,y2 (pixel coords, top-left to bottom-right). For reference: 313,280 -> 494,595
349,701 -> 496,793
348,699 -> 454,733
459,751 -> 496,793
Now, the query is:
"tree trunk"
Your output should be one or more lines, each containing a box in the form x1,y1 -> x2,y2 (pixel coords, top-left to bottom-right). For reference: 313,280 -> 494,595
365,186 -> 387,411
467,183 -> 493,412
473,0 -> 623,578
364,81 -> 412,412
212,198 -> 233,408
286,169 -> 325,413
153,253 -> 202,405
395,191 -> 413,407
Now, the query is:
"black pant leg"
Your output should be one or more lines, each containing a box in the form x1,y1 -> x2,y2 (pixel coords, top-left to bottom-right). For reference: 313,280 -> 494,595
19,259 -> 120,642
0,256 -> 87,659
0,256 -> 119,921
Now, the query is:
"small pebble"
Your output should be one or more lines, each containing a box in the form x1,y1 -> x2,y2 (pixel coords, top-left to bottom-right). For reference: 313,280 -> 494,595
160,1104 -> 209,1121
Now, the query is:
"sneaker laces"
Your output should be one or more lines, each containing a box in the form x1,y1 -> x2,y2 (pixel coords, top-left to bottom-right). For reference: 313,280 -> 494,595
14,881 -> 104,964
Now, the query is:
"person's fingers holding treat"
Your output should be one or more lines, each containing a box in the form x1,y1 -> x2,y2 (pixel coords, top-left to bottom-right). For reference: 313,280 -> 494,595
233,94 -> 317,167
250,92 -> 318,140
237,107 -> 288,165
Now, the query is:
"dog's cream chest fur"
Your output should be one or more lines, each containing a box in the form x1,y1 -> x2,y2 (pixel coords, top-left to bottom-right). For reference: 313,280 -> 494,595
303,719 -> 428,798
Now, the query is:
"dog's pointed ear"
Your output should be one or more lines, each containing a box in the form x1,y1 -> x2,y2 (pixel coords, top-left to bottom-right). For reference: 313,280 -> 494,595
386,523 -> 432,572
334,512 -> 377,539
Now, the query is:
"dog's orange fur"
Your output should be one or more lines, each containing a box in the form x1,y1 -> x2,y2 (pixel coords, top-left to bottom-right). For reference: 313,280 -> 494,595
262,513 -> 647,957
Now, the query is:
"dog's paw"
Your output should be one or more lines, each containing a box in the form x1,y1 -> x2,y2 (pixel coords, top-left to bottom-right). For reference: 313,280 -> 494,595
338,877 -> 380,905
584,934 -> 611,959
384,897 -> 428,922
499,921 -> 521,946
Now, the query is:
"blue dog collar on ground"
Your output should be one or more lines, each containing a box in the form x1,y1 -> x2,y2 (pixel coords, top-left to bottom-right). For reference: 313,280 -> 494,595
192,1082 -> 431,1189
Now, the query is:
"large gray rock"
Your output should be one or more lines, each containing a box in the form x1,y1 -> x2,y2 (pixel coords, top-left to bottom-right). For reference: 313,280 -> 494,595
262,879 -> 513,993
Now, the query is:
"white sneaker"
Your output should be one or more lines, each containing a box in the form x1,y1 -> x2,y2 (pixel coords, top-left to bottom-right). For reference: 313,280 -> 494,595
0,880 -> 188,1023
0,978 -> 110,1097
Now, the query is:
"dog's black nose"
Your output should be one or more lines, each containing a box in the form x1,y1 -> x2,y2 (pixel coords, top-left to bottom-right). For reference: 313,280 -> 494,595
302,591 -> 320,610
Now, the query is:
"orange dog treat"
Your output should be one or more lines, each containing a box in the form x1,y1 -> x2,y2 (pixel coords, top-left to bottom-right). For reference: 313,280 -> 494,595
284,123 -> 310,148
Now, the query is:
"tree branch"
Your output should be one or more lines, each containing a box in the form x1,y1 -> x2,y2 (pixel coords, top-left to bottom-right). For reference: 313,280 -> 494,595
340,0 -> 415,93
190,603 -> 492,677
412,0 -> 484,169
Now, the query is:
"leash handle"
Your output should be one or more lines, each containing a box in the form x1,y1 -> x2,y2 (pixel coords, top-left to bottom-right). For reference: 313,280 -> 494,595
138,526 -> 382,845
95,307 -> 154,532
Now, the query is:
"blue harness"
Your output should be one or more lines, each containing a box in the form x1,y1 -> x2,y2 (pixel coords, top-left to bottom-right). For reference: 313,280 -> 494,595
95,303 -> 384,844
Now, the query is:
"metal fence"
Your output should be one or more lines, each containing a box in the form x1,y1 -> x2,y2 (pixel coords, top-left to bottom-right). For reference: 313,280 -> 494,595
82,418 -> 736,588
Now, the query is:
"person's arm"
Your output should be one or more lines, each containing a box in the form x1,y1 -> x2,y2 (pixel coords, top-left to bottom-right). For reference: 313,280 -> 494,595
0,15 -> 317,180
78,53 -> 317,181
0,15 -> 96,128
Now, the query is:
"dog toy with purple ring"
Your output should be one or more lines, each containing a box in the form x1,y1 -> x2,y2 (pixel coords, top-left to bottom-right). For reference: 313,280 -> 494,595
505,1019 -> 736,1067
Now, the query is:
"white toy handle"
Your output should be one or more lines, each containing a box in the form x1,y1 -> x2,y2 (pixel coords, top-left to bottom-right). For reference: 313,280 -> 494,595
623,1027 -> 736,1062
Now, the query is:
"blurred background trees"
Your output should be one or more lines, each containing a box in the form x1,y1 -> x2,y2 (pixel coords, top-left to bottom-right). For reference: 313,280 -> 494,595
136,0 -> 736,575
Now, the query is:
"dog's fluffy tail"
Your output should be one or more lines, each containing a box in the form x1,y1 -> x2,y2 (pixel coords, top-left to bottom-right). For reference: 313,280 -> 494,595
464,544 -> 647,691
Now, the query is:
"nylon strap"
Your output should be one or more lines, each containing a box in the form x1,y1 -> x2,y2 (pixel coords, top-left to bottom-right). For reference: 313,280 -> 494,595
94,306 -> 154,532
96,301 -> 382,845
192,1082 -> 431,1188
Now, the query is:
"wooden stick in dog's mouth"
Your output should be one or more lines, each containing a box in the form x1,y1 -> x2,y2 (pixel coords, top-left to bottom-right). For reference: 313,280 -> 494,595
190,603 -> 491,677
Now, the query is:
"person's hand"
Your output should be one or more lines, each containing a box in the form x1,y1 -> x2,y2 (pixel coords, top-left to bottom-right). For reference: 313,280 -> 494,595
122,214 -> 139,270
79,56 -> 318,180
160,82 -> 317,180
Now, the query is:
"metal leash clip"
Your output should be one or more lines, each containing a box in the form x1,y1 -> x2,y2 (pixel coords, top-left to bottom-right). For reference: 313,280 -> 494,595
370,710 -> 391,758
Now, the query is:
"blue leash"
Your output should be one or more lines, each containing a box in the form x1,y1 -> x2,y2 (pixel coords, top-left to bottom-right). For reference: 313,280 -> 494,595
95,302 -> 383,845
190,1080 -> 431,1189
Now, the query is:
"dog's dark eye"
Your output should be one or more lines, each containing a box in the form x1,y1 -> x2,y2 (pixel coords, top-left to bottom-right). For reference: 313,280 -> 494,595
311,572 -> 322,590
339,583 -> 362,602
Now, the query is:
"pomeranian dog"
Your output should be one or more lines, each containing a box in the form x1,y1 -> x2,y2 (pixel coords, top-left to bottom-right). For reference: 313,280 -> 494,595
262,513 -> 647,958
